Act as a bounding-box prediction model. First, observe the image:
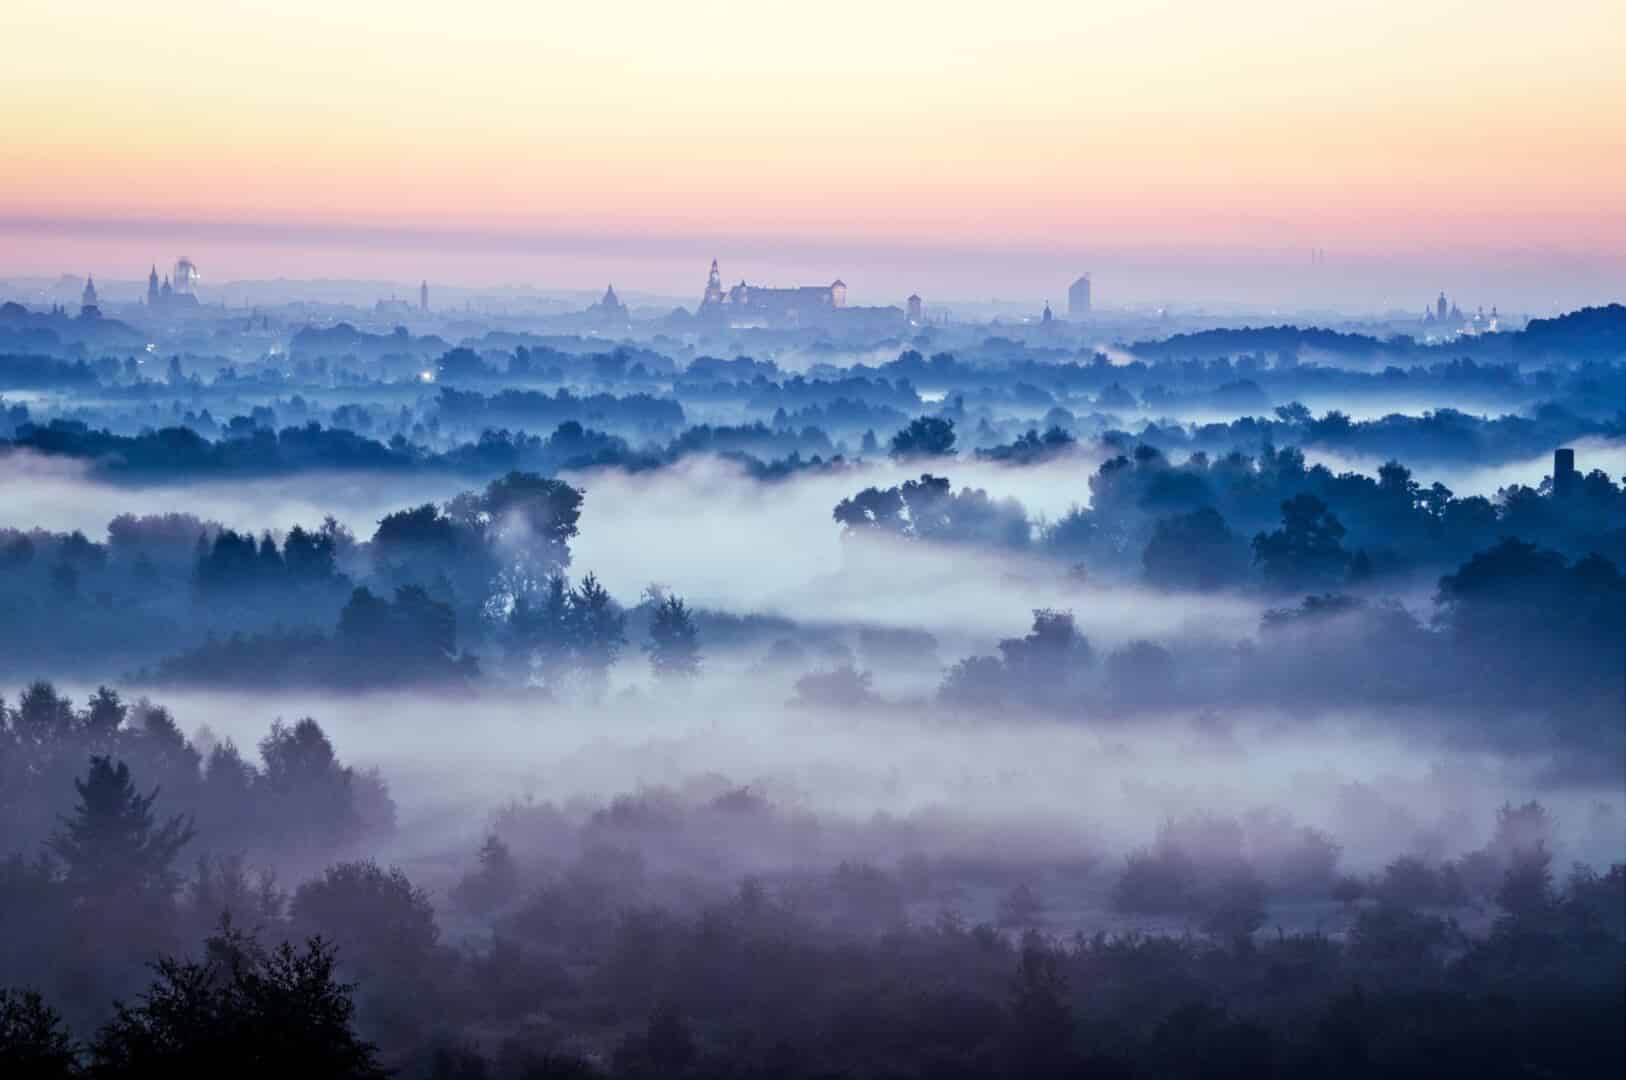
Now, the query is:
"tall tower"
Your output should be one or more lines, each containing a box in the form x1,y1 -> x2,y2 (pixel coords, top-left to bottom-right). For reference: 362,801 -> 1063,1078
702,259 -> 725,307
147,265 -> 160,306
81,274 -> 98,311
172,257 -> 199,295
906,293 -> 923,325
420,280 -> 429,312
1068,274 -> 1091,317
1436,292 -> 1448,321
1553,448 -> 1578,498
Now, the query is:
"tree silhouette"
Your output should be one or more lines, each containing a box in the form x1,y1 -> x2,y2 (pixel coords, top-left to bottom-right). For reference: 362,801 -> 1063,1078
832,485 -> 906,534
83,686 -> 127,741
470,471 -> 584,572
1143,507 -> 1245,590
289,861 -> 439,989
569,574 -> 626,697
0,989 -> 77,1078
257,719 -> 360,850
451,834 -> 521,916
89,923 -> 385,1078
15,682 -> 74,746
1006,933 -> 1074,1077
889,416 -> 956,458
47,756 -> 194,904
1497,846 -> 1555,922
1252,494 -> 1349,586
506,572 -> 575,685
646,595 -> 700,680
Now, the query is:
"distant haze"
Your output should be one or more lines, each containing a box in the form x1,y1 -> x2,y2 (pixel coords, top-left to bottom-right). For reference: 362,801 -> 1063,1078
3,0 -> 1624,311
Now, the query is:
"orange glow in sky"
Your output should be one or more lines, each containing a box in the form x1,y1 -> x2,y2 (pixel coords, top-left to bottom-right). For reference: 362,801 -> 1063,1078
2,0 -> 1623,292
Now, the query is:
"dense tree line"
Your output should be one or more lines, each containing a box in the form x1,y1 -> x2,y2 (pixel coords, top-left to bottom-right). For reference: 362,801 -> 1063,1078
834,441 -> 1625,580
3,726 -> 1621,1077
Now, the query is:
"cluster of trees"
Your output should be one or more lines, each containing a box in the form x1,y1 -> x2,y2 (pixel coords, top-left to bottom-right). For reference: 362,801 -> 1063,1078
0,467 -> 722,693
0,682 -> 392,861
833,442 -> 1625,585
193,521 -> 346,594
4,726 -> 1623,1078
435,385 -> 684,436
833,472 -> 1029,549
6,764 -> 1619,1073
975,424 -> 1080,464
0,686 -> 396,1047
927,536 -> 1624,756
152,584 -> 477,688
497,578 -> 702,694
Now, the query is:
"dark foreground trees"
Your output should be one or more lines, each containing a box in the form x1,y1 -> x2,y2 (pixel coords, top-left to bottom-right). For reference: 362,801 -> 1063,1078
0,926 -> 385,1079
90,926 -> 385,1079
0,989 -> 76,1078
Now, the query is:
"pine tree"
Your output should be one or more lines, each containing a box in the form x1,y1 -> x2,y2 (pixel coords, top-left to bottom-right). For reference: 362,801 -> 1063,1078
47,756 -> 194,903
569,574 -> 626,697
646,594 -> 701,680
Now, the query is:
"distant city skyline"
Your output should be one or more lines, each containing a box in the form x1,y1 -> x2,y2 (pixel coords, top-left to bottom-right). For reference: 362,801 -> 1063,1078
2,219 -> 1621,316
2,0 -> 1623,313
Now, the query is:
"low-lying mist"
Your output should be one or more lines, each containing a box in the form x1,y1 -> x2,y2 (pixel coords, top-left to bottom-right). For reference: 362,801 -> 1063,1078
112,682 -> 1626,887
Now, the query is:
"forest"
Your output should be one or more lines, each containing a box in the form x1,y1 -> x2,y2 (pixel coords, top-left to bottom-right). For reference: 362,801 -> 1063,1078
2,300 -> 1623,1077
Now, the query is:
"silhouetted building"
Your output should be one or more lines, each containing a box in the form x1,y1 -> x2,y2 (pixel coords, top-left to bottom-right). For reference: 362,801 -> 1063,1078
586,284 -> 630,327
1554,447 -> 1578,498
698,259 -> 846,325
146,259 -> 199,310
1068,274 -> 1091,317
703,259 -> 726,308
1041,301 -> 1053,324
80,274 -> 98,313
906,293 -> 923,325
173,257 -> 199,296
420,280 -> 429,313
1422,292 -> 1471,332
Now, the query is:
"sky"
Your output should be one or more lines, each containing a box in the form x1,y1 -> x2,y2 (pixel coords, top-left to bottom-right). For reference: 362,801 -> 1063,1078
2,0 -> 1624,305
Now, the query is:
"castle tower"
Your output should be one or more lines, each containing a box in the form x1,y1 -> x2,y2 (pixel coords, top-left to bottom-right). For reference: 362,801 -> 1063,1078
702,259 -> 725,307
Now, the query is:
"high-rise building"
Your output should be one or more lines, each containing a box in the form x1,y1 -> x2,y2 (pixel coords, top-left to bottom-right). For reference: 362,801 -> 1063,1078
420,280 -> 429,312
1554,448 -> 1578,498
906,293 -> 923,325
1068,274 -> 1091,317
172,257 -> 199,295
146,265 -> 160,306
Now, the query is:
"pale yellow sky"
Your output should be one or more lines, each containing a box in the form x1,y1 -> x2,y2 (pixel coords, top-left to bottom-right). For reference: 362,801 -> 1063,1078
2,0 -> 1623,263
